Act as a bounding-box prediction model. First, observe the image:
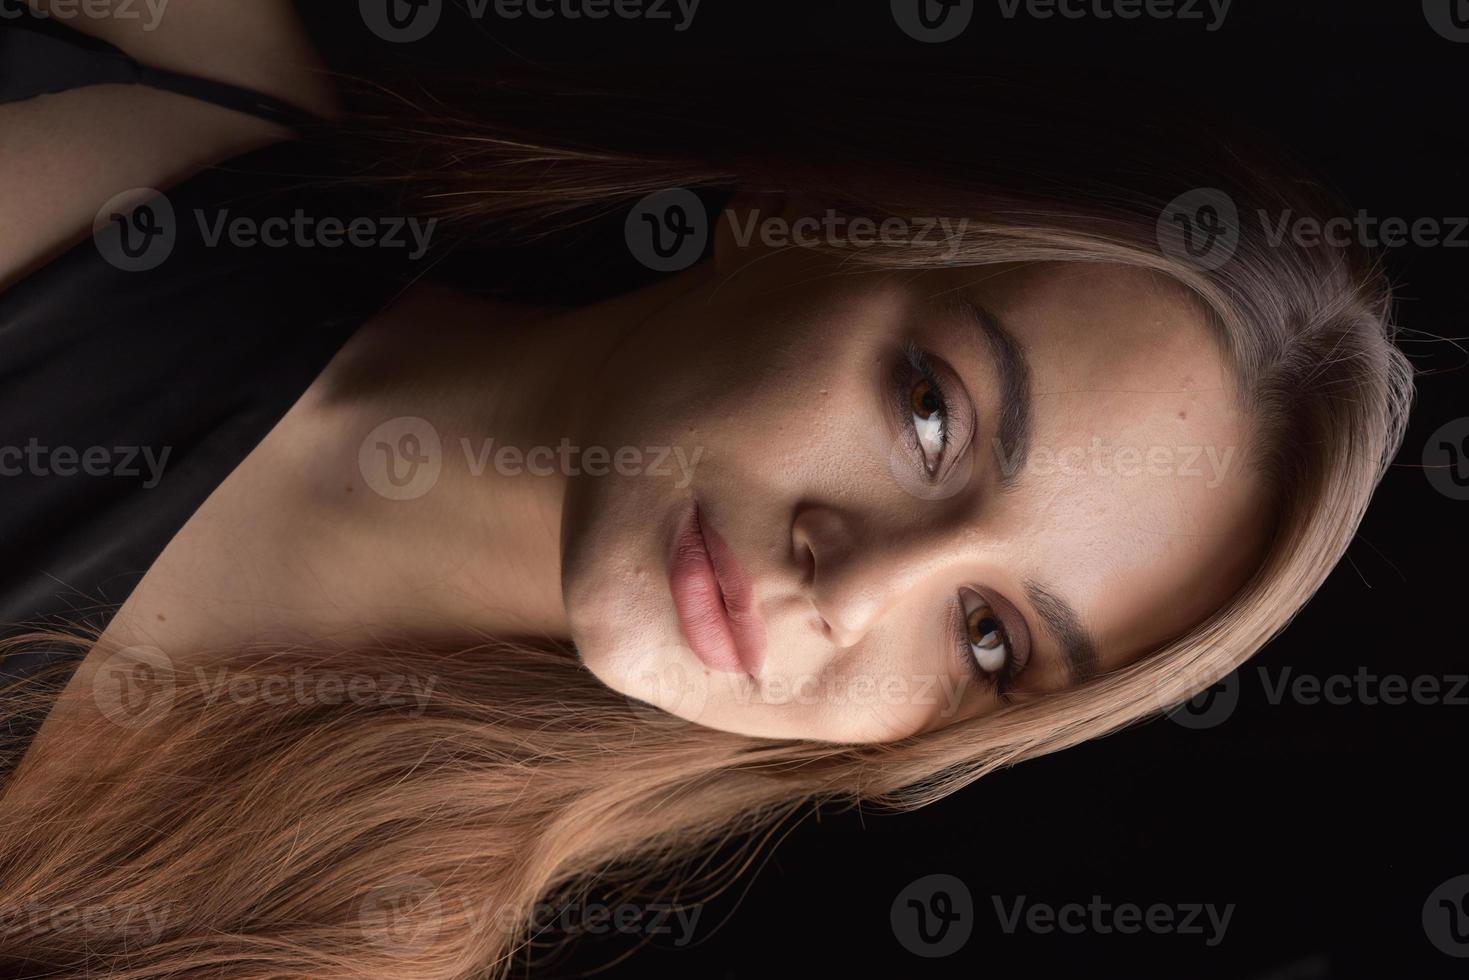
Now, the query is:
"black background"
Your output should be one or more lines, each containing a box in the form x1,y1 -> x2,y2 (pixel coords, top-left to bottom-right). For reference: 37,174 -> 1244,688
295,2 -> 1466,977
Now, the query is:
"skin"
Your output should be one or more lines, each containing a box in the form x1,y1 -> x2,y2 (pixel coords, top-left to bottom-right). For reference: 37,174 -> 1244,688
561,210 -> 1272,740
4,6 -> 1270,749
1,0 -> 335,289
53,198 -> 1272,751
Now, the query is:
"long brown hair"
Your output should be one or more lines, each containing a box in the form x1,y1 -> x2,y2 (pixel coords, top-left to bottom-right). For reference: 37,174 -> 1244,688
0,65 -> 1412,977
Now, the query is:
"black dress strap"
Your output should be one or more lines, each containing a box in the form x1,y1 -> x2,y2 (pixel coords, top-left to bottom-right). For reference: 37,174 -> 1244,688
0,12 -> 317,128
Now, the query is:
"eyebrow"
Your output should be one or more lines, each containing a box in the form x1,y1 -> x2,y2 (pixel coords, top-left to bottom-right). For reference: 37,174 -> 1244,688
943,295 -> 1032,490
1024,579 -> 1101,685
933,294 -> 1095,683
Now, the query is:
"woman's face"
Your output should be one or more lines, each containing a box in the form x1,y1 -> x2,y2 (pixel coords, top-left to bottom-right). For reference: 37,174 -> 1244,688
562,205 -> 1271,742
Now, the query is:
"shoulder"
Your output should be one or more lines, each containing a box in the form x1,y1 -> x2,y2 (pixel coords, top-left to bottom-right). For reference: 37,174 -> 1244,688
0,1 -> 338,288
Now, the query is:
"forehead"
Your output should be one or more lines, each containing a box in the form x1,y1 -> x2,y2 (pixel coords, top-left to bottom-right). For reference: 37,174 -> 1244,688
959,261 -> 1229,384
941,263 -> 1270,686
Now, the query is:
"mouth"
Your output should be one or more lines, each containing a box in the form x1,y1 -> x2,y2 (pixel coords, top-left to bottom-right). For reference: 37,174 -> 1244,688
667,503 -> 767,677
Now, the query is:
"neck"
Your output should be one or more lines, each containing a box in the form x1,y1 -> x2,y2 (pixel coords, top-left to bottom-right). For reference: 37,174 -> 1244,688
118,269 -> 709,655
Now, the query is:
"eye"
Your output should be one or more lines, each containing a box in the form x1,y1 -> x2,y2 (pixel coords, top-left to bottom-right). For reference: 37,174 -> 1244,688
954,588 -> 1021,694
889,342 -> 976,486
908,377 -> 946,470
964,598 -> 1007,673
903,344 -> 949,475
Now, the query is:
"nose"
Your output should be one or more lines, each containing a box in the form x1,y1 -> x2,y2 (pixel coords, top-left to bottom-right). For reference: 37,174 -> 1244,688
790,503 -> 944,648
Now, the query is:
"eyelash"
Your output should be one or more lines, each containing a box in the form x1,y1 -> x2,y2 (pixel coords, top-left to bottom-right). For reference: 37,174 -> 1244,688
902,341 -> 949,474
952,596 -> 1019,700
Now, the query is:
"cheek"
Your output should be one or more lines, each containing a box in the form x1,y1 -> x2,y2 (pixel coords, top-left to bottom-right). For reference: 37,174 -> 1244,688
629,356 -> 884,506
589,276 -> 902,444
799,630 -> 967,742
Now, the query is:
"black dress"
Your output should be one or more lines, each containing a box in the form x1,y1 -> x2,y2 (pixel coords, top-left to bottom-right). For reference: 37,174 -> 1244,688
0,15 -> 415,760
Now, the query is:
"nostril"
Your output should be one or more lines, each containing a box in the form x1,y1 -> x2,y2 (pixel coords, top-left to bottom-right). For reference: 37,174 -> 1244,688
813,607 -> 834,640
792,533 -> 817,585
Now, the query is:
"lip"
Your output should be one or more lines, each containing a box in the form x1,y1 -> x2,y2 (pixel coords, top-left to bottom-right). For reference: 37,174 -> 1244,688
667,504 -> 767,677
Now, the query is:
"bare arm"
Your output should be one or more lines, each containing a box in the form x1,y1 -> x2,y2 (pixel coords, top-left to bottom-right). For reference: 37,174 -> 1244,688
0,0 -> 338,288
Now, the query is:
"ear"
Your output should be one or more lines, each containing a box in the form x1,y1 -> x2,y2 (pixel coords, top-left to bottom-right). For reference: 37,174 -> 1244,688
712,191 -> 815,273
